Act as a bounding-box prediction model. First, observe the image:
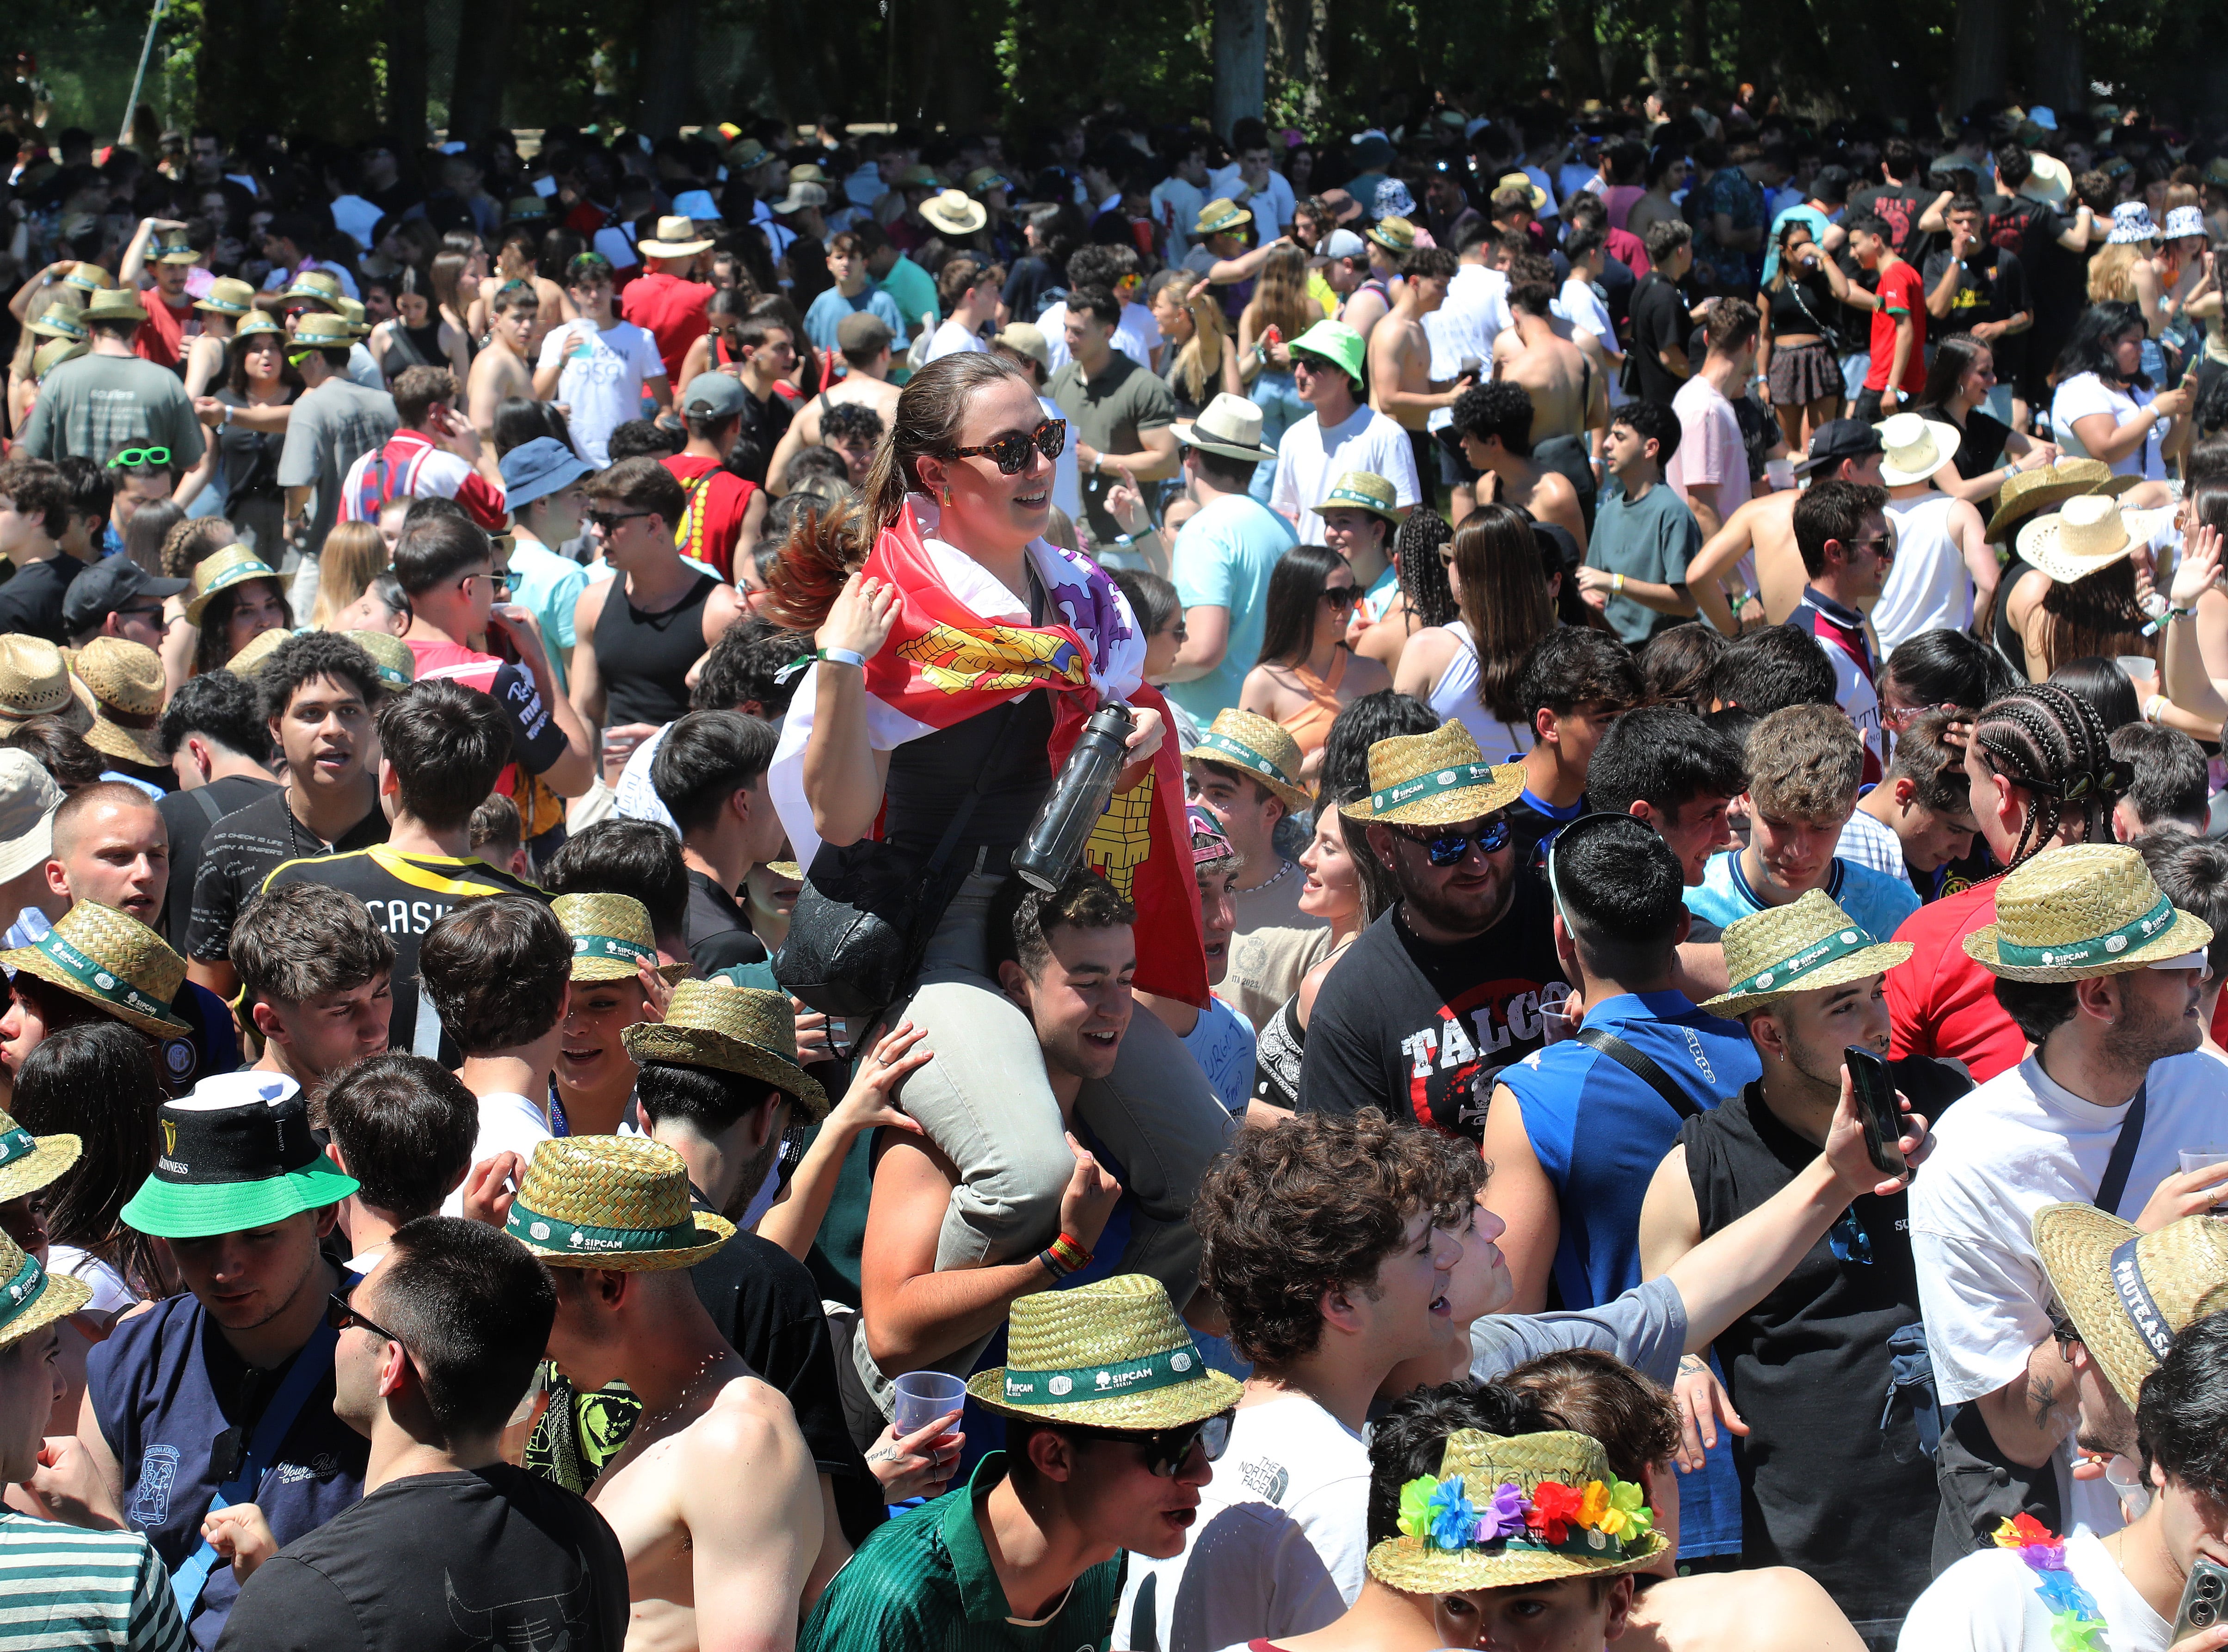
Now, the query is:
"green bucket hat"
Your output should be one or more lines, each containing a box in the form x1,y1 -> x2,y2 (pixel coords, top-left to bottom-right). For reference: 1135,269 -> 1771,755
1289,319 -> 1367,388
120,1073 -> 360,1240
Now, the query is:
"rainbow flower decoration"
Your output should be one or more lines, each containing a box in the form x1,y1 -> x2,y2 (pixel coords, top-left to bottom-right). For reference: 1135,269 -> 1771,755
1993,1517 -> 2105,1651
1393,1471 -> 1657,1561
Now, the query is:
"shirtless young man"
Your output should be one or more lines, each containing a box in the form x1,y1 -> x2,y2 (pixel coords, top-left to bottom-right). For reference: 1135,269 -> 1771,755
1449,379 -> 1588,552
1491,253 -> 1610,448
467,281 -> 538,443
766,311 -> 903,494
1368,246 -> 1476,448
511,1134 -> 824,1652
1682,418 -> 1884,632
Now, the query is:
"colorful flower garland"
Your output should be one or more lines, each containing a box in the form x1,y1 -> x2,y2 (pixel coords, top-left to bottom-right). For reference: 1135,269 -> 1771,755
1395,1470 -> 1656,1561
1993,1514 -> 2107,1652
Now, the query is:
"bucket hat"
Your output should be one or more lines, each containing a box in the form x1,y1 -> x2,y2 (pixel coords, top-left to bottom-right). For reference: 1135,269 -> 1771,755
1702,890 -> 1914,1015
1365,215 -> 1418,254
1374,179 -> 1419,220
0,1228 -> 90,1351
1,900 -> 194,1037
966,1272 -> 1242,1427
1365,1428 -> 1669,1593
1193,198 -> 1252,238
553,892 -> 687,982
184,544 -> 280,625
1170,393 -> 1278,463
0,752 -> 60,886
1348,134 -> 1397,172
192,276 -> 256,317
2016,494 -> 2177,586
1965,843 -> 2214,982
1289,319 -> 1367,388
1186,709 -> 1312,812
1338,721 -> 1526,827
504,1136 -> 734,1270
639,215 -> 714,258
622,980 -> 830,1121
28,306 -> 86,341
71,636 -> 168,767
920,190 -> 987,235
2106,202 -> 2161,245
2036,1204 -> 2228,1409
120,1074 -> 358,1239
0,1102 -> 79,1206
1317,471 -> 1401,524
1984,458 -> 2138,540
499,435 -> 596,512
0,635 -> 95,732
1873,412 -> 1964,487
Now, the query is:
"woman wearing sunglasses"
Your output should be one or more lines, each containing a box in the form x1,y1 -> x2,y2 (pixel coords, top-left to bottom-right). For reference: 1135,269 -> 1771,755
1237,543 -> 1390,774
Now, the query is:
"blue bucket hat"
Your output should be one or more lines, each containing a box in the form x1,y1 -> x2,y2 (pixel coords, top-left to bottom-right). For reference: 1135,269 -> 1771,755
499,436 -> 597,512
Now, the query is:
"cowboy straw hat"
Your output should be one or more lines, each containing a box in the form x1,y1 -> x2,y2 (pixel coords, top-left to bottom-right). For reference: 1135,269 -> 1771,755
1,901 -> 194,1038
345,630 -> 415,689
28,305 -> 86,341
192,276 -> 257,317
184,544 -> 280,626
2036,1205 -> 2228,1409
1872,412 -> 1964,488
1186,708 -> 1312,812
2015,494 -> 2178,586
639,215 -> 714,258
504,1136 -> 735,1271
71,637 -> 167,767
1339,721 -> 1526,828
1365,1428 -> 1669,1594
552,892 -> 688,983
1964,843 -> 2214,983
0,1228 -> 90,1352
120,1072 -> 359,1238
622,980 -> 830,1122
1365,215 -> 1418,254
1317,471 -> 1402,524
1194,197 -> 1253,238
222,625 -> 294,680
1984,458 -> 2139,540
1702,890 -> 1914,1015
1170,393 -> 1279,464
0,1104 -> 79,1207
0,635 -> 95,733
966,1272 -> 1242,1427
920,189 -> 988,235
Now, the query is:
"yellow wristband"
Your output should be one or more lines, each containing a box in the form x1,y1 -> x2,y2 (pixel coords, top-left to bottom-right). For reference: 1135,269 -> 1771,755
1612,572 -> 1626,595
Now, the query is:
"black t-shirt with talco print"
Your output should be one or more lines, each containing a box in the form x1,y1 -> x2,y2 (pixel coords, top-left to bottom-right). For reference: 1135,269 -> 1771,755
1295,870 -> 1569,1142
186,789 -> 388,965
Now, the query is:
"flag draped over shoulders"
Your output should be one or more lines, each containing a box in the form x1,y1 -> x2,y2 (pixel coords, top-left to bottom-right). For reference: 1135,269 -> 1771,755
771,495 -> 1207,1004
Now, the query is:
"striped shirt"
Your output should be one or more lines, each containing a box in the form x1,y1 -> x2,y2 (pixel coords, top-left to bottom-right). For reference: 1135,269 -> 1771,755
1835,804 -> 1916,890
0,1513 -> 190,1651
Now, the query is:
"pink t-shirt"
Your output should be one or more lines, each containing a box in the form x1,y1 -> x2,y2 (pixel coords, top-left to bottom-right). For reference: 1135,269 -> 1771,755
1666,376 -> 1752,528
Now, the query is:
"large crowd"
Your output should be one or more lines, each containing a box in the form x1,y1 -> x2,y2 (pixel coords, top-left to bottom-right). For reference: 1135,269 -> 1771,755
0,81 -> 2224,1652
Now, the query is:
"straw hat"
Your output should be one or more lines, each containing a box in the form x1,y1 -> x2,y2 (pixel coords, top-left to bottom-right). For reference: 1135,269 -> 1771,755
920,190 -> 988,235
0,1103 -> 79,1206
1317,470 -> 1402,524
2016,494 -> 2177,586
222,625 -> 294,679
966,1272 -> 1242,1427
1702,890 -> 1914,1014
1185,709 -> 1312,812
964,167 -> 1012,197
773,181 -> 828,215
1170,393 -> 1279,463
192,276 -> 257,317
639,215 -> 714,258
85,288 -> 149,325
2036,1205 -> 2228,1409
0,901 -> 193,1037
64,263 -> 113,293
1365,215 -> 1418,254
1193,197 -> 1252,237
31,338 -> 86,380
0,635 -> 96,732
1964,843 -> 2214,982
233,311 -> 285,341
120,1073 -> 358,1240
184,544 -> 280,625
1873,412 -> 1963,487
553,892 -> 687,983
1365,1429 -> 1669,1594
345,630 -> 415,688
622,980 -> 830,1121
289,313 -> 358,350
0,1228 -> 90,1351
333,298 -> 370,335
504,1136 -> 734,1270
787,162 -> 829,185
72,637 -> 167,767
1984,458 -> 2138,540
152,232 -> 198,266
28,305 -> 86,341
1339,721 -> 1526,827
282,270 -> 342,309
1494,171 -> 1551,211
765,859 -> 803,882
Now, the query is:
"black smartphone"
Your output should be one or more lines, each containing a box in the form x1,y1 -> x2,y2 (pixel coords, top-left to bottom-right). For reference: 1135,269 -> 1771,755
2173,1554 -> 2228,1641
1844,1045 -> 1906,1177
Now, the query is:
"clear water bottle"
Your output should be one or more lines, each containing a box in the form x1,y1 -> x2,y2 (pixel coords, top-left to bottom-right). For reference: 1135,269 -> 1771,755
1012,702 -> 1134,892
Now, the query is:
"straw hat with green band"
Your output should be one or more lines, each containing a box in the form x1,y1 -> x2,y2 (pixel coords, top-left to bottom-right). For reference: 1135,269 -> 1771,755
1,901 -> 193,1038
1365,215 -> 1418,253
222,625 -> 294,679
552,892 -> 688,982
1701,890 -> 1914,1015
120,1073 -> 360,1240
194,276 -> 257,316
184,544 -> 280,625
1317,470 -> 1401,524
0,1229 -> 90,1351
233,310 -> 284,341
1365,1428 -> 1668,1594
32,338 -> 86,379
1183,708 -> 1311,812
622,980 -> 829,1122
29,305 -> 86,341
0,1104 -> 80,1206
1339,721 -> 1526,827
966,1273 -> 1242,1428
2035,1204 -> 2228,1410
344,630 -> 414,688
1193,197 -> 1252,237
283,269 -> 342,309
289,313 -> 358,352
1963,843 -> 2213,982
505,1136 -> 734,1271
65,263 -> 113,293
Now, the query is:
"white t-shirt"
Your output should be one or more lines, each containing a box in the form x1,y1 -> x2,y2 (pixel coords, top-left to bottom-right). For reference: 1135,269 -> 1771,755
1875,491 -> 1974,650
537,319 -> 667,467
2052,373 -> 2166,480
1910,1051 -> 2224,1538
923,319 -> 989,364
1206,166 -> 1297,235
1558,276 -> 1616,350
613,722 -> 677,833
1039,301 -> 1164,375
1040,393 -> 1083,522
1897,1531 -> 2167,1652
1440,264 -> 1512,361
439,1091 -> 554,1218
1151,177 -> 1208,262
48,1244 -> 135,1316
1268,405 -> 1421,542
1113,1393 -> 1368,1652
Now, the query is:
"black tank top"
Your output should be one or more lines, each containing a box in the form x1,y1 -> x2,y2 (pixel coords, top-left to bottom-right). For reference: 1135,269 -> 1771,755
382,320 -> 447,380
592,572 -> 713,726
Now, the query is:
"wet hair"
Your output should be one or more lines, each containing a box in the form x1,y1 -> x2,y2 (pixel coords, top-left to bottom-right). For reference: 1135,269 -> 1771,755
1517,626 -> 1643,722
1552,816 -> 1688,981
1969,682 -> 2123,869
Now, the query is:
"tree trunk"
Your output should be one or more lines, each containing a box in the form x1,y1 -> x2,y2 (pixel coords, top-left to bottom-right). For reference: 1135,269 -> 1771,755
637,0 -> 698,137
1212,0 -> 1267,140
1676,0 -> 1705,75
2031,0 -> 2082,114
1950,0 -> 2009,117
449,0 -> 517,139
385,0 -> 428,141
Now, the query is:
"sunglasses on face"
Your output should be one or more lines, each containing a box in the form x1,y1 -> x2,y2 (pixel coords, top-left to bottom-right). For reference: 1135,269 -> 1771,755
1320,584 -> 1358,611
1098,1411 -> 1234,1477
949,418 -> 1067,476
1391,817 -> 1511,867
107,447 -> 171,469
327,1289 -> 403,1345
586,509 -> 653,534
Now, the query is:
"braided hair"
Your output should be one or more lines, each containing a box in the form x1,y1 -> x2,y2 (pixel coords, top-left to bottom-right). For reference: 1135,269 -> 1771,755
1394,506 -> 1459,631
1970,682 -> 2126,870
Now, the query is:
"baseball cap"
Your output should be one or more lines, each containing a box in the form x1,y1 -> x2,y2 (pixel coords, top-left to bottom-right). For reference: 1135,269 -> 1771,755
498,436 -> 596,512
682,373 -> 751,421
1794,418 -> 1885,476
836,312 -> 894,355
0,750 -> 60,885
994,323 -> 1051,369
60,559 -> 187,640
1321,227 -> 1367,261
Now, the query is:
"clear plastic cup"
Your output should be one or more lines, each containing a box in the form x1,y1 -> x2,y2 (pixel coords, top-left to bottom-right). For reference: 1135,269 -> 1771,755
892,1370 -> 968,1436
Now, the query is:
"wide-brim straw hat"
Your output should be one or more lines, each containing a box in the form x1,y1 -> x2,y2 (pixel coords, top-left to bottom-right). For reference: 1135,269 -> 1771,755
1365,1428 -> 1670,1593
1964,843 -> 2214,983
966,1272 -> 1243,1427
1194,197 -> 1252,237
1873,413 -> 1965,487
0,635 -> 95,734
289,314 -> 358,350
2017,494 -> 2177,586
193,276 -> 256,316
0,1105 -> 80,1206
0,1229 -> 91,1352
1185,708 -> 1311,812
72,636 -> 168,767
2036,1204 -> 2228,1409
0,901 -> 192,1037
639,215 -> 714,258
1702,889 -> 1914,1014
1339,721 -> 1526,827
920,190 -> 988,235
28,306 -> 86,341
552,892 -> 688,983
622,979 -> 829,1121
1170,393 -> 1279,463
1495,171 -> 1551,210
1318,470 -> 1402,523
504,1136 -> 734,1270
1984,458 -> 2139,540
344,630 -> 414,688
1365,215 -> 1418,253
222,626 -> 294,679
184,544 -> 280,625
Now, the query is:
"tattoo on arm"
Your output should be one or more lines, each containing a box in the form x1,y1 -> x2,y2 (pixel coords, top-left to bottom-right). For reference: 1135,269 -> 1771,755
2028,1373 -> 2059,1431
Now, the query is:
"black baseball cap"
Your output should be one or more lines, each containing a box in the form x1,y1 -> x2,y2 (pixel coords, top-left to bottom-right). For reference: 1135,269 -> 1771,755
1794,419 -> 1885,477
62,559 -> 188,639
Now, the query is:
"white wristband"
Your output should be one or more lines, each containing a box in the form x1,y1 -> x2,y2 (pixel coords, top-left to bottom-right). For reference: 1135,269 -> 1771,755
817,647 -> 867,669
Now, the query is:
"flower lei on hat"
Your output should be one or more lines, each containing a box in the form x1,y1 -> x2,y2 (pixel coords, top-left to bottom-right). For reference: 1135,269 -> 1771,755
1994,1515 -> 2106,1651
1394,1469 -> 1655,1559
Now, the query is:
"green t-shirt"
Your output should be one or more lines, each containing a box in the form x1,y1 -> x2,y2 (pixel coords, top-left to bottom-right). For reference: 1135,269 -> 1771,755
1586,476 -> 1703,645
880,253 -> 942,338
800,1453 -> 1121,1652
1046,353 -> 1178,547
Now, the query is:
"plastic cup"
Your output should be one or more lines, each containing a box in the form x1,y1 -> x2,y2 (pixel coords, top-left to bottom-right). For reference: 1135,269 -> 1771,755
2180,1149 -> 2228,1212
1765,457 -> 1796,491
892,1370 -> 967,1436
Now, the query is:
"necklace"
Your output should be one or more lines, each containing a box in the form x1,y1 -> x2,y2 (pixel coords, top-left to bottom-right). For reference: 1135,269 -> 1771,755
1996,1515 -> 2107,1650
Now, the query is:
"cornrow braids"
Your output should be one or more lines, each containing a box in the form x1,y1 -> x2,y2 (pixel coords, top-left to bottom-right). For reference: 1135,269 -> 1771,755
1971,683 -> 2124,870
1394,506 -> 1458,630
